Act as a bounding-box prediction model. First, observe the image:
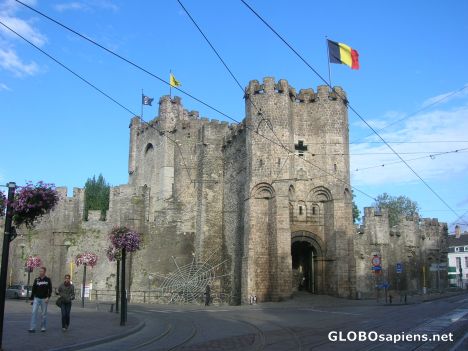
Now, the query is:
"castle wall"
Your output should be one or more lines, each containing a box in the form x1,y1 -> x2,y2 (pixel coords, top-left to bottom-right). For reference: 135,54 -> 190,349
2,77 -> 448,304
222,123 -> 247,304
354,207 -> 448,298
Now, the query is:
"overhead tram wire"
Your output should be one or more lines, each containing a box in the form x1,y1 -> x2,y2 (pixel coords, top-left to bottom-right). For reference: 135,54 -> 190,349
14,0 -> 237,126
352,148 -> 468,172
0,18 -> 369,214
175,0 -> 288,151
177,0 -> 468,214
351,140 -> 468,145
239,0 -> 462,221
350,85 -> 468,144
450,209 -> 468,227
15,0 -> 378,202
0,19 -> 195,184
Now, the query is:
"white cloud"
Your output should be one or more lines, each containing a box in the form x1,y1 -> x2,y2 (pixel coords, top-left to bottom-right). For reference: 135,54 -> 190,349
0,0 -> 45,77
0,14 -> 47,46
0,82 -> 11,91
54,0 -> 118,13
421,84 -> 468,108
351,102 -> 468,186
358,110 -> 407,130
0,48 -> 39,76
54,2 -> 88,12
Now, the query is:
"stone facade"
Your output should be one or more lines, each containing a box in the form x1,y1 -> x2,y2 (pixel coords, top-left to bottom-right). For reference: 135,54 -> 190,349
2,77 -> 448,303
355,208 -> 448,298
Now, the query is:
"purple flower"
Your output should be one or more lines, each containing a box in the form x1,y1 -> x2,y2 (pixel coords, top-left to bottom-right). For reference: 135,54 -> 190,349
106,246 -> 122,262
108,226 -> 142,253
11,181 -> 60,228
75,252 -> 98,267
25,256 -> 42,270
0,191 -> 5,217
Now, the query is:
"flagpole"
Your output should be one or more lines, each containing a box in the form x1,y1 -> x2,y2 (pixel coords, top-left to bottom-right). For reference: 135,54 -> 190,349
326,36 -> 332,90
141,89 -> 144,119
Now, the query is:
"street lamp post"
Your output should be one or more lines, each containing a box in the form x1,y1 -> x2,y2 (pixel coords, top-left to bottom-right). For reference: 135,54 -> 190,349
120,249 -> 127,326
82,265 -> 87,308
0,182 -> 16,351
115,260 -> 120,313
120,248 -> 126,326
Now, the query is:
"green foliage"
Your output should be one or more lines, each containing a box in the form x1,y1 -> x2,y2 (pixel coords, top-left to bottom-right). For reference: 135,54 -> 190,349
352,191 -> 361,223
373,192 -> 419,227
84,174 -> 110,220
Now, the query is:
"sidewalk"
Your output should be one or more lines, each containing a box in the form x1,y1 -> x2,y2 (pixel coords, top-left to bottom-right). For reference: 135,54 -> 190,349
2,299 -> 143,351
374,289 -> 468,306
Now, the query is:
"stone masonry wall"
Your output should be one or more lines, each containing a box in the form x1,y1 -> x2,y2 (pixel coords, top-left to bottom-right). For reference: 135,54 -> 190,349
354,207 -> 448,298
2,78 -> 448,304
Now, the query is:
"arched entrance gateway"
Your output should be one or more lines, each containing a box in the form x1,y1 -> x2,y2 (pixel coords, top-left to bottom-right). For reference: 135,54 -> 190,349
291,231 -> 324,294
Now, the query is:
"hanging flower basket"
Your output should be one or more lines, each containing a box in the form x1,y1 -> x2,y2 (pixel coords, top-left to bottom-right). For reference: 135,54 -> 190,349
109,226 -> 142,253
11,181 -> 60,228
0,191 -> 6,217
75,252 -> 98,267
106,246 -> 122,262
25,256 -> 42,272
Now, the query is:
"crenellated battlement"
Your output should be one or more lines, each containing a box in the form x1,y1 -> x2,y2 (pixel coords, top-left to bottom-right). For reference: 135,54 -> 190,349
223,121 -> 246,147
244,77 -> 347,104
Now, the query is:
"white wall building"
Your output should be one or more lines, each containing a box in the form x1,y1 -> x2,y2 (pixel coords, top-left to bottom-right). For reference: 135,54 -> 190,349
447,232 -> 468,289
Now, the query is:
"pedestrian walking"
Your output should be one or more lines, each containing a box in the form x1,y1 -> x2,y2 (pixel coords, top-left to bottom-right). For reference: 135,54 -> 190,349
57,274 -> 75,331
204,284 -> 211,306
29,267 -> 52,332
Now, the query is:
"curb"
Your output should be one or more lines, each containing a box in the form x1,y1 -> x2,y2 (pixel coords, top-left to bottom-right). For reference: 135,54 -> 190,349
421,291 -> 468,303
48,317 -> 146,351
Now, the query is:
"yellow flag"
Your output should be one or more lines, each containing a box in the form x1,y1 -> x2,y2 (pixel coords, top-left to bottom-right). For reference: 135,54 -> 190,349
170,73 -> 181,87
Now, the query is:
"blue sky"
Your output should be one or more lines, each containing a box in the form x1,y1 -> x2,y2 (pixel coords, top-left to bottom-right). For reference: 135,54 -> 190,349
1,0 -> 467,229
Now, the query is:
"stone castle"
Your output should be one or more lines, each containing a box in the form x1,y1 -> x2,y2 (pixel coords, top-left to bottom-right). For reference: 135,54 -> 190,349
4,77 -> 448,303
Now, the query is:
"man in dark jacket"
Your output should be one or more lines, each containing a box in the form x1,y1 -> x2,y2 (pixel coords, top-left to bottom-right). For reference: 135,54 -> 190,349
29,267 -> 52,332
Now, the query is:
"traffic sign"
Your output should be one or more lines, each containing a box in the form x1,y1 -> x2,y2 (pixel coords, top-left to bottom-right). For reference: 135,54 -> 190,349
371,266 -> 382,271
396,263 -> 403,274
371,255 -> 381,266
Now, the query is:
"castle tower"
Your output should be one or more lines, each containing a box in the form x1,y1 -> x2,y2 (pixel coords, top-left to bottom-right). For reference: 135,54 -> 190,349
242,77 -> 355,301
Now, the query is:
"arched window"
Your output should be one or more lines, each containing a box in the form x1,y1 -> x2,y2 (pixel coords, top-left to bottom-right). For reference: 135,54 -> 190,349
144,143 -> 154,155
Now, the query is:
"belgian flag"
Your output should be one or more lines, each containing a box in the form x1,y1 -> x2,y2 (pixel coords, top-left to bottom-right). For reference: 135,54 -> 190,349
327,40 -> 359,70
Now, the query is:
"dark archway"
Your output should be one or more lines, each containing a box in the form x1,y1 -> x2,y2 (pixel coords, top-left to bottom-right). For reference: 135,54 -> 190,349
292,241 -> 317,292
291,231 -> 324,294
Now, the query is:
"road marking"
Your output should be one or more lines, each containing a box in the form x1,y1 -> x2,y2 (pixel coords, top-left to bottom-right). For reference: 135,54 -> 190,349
300,308 -> 360,316
148,309 -> 231,314
450,331 -> 468,351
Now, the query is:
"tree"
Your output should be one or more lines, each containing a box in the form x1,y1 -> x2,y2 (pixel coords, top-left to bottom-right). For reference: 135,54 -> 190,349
373,193 -> 419,227
84,174 -> 110,220
352,191 -> 361,223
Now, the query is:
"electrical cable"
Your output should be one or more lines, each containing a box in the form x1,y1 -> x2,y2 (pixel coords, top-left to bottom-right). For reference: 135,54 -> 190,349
0,19 -> 195,184
351,85 -> 468,144
239,0 -> 462,221
14,0 -> 377,202
352,148 -> 468,172
175,0 -> 288,151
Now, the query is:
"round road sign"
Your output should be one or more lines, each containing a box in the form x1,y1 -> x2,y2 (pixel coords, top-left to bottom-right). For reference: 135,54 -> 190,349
371,255 -> 381,266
